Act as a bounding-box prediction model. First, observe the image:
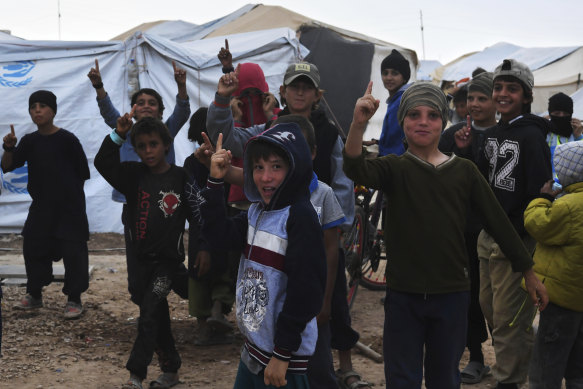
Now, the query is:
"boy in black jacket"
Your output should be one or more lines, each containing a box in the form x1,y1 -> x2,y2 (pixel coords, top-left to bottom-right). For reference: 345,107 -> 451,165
95,109 -> 190,389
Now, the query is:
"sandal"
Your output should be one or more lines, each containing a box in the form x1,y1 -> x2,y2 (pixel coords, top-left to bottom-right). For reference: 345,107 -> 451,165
460,361 -> 490,384
336,369 -> 372,389
150,372 -> 179,388
122,374 -> 143,389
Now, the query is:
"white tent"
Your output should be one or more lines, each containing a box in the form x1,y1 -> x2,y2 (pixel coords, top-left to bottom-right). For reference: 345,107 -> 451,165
0,28 -> 308,234
430,42 -> 583,114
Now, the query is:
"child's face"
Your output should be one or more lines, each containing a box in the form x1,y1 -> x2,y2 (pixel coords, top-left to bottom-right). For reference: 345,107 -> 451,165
493,80 -> 529,121
29,103 -> 55,126
252,153 -> 289,205
134,93 -> 162,121
454,100 -> 468,119
280,78 -> 321,116
467,91 -> 496,125
134,132 -> 169,174
403,105 -> 443,149
381,68 -> 406,95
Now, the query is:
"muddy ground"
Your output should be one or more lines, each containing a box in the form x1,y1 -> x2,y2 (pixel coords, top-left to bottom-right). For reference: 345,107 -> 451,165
0,233 -> 516,388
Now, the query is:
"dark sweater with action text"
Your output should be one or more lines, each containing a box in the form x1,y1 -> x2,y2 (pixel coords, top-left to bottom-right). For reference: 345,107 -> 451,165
94,135 -> 188,262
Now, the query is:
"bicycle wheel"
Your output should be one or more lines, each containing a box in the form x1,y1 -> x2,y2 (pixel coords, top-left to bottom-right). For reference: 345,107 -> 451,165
343,205 -> 366,309
359,215 -> 387,291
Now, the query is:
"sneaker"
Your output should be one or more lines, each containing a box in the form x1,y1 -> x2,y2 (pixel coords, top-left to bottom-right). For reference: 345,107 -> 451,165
14,294 -> 43,310
63,301 -> 83,320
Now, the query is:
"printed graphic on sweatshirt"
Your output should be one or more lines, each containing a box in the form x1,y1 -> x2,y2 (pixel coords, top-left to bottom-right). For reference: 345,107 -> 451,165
485,138 -> 520,192
136,189 -> 151,240
158,190 -> 181,217
237,266 -> 269,332
152,276 -> 171,299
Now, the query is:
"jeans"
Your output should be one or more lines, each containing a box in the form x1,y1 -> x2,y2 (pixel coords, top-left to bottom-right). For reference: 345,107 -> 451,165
529,302 -> 583,389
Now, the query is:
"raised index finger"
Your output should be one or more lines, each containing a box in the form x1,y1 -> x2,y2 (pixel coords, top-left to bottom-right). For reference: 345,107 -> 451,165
225,39 -> 229,50
95,58 -> 99,72
129,104 -> 137,118
10,124 -> 15,136
364,81 -> 373,95
216,133 -> 223,152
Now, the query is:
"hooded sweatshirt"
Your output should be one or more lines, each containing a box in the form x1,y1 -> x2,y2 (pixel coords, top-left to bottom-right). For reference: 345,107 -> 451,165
200,123 -> 326,374
477,113 -> 552,236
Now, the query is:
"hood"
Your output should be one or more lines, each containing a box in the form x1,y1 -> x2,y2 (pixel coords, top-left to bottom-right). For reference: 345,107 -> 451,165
243,123 -> 313,209
233,63 -> 269,97
554,141 -> 583,187
507,113 -> 553,138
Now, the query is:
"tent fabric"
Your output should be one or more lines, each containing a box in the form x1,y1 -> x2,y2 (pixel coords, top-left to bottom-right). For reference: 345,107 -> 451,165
0,28 -> 306,234
301,26 -> 375,136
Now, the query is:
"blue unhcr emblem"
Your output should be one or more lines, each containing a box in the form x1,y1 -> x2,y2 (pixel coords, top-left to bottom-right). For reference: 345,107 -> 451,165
0,61 -> 35,88
1,164 -> 29,194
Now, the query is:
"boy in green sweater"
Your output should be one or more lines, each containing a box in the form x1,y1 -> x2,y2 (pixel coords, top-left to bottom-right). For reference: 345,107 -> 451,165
343,81 -> 548,388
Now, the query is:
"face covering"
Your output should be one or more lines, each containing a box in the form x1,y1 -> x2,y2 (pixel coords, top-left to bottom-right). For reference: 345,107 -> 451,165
550,115 -> 573,138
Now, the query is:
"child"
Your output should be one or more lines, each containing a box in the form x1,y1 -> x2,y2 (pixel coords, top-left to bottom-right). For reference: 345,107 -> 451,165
184,108 -> 236,345
525,141 -> 583,388
343,81 -> 548,388
546,92 -> 583,175
94,110 -> 189,389
378,49 -> 411,157
200,123 -> 326,388
88,59 -> 190,304
438,71 -> 497,383
1,91 -> 89,320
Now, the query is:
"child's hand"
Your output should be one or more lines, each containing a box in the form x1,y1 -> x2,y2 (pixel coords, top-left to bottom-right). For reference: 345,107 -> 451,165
540,179 -> 562,197
572,117 -> 583,138
116,105 -> 136,138
263,92 -> 277,119
209,133 -> 232,179
87,59 -> 103,87
352,81 -> 379,127
454,115 -> 472,149
194,132 -> 215,168
194,250 -> 211,278
523,269 -> 549,311
217,64 -> 240,98
217,39 -> 233,69
264,357 -> 288,387
3,124 -> 17,148
173,60 -> 186,87
230,98 -> 243,122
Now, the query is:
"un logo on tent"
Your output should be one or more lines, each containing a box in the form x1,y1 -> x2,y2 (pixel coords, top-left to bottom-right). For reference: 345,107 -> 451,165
1,164 -> 29,194
0,61 -> 35,88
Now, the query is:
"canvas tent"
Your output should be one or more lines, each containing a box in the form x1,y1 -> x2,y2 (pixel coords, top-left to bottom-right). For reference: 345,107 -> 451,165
0,28 -> 308,234
0,4 -> 418,234
431,42 -> 583,114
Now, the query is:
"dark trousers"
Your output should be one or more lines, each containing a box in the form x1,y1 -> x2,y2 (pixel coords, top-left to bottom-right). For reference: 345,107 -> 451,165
465,226 -> 488,361
126,260 -> 182,380
529,302 -> 583,388
383,289 -> 469,389
307,322 -> 338,388
330,248 -> 359,351
122,205 -> 188,305
23,236 -> 89,300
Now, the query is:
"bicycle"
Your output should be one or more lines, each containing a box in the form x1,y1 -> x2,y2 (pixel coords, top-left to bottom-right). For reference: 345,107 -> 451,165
342,184 -> 387,308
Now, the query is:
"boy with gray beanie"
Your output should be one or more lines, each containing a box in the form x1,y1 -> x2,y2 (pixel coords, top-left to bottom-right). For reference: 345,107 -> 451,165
1,90 -> 90,320
343,80 -> 547,388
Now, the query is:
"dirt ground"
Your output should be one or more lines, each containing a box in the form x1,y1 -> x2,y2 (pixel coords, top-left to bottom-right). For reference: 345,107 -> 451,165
1,233 -> 507,388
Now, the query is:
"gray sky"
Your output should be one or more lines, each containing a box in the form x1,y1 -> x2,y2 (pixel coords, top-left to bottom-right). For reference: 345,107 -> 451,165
2,0 -> 582,64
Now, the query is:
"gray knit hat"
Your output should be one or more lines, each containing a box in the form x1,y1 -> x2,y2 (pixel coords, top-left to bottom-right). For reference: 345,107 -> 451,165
397,82 -> 448,129
554,141 -> 583,187
468,72 -> 494,98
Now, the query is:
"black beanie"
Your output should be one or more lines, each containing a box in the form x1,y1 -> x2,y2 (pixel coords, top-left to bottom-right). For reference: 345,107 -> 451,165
548,92 -> 573,115
381,49 -> 411,83
29,90 -> 57,114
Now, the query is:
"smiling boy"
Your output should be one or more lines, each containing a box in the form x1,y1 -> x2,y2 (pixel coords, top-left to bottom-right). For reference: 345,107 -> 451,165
199,124 -> 326,388
95,110 -> 191,389
343,81 -> 548,388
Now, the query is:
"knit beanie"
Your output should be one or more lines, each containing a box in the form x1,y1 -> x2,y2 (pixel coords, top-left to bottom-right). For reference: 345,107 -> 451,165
381,49 -> 411,83
29,90 -> 57,114
398,82 -> 448,130
468,72 -> 494,98
548,92 -> 573,114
